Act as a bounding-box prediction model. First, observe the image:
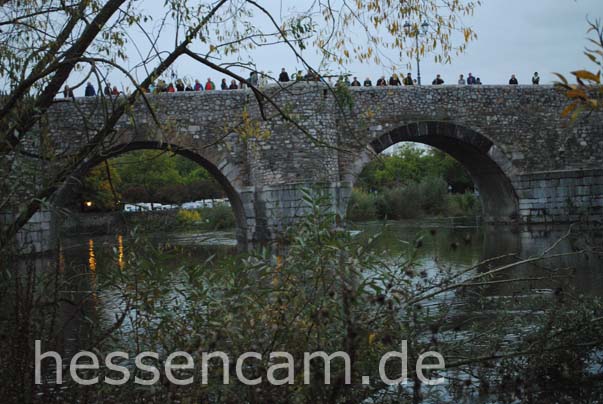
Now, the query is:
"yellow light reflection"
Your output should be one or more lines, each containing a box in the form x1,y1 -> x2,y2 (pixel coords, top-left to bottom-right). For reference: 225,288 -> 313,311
88,239 -> 97,272
117,234 -> 124,270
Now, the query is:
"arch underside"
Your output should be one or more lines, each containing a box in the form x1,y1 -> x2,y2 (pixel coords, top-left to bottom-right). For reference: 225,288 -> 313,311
366,121 -> 519,223
52,141 -> 247,245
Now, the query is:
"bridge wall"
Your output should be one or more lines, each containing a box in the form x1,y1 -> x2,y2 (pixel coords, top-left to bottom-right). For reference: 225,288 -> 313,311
3,83 -> 602,251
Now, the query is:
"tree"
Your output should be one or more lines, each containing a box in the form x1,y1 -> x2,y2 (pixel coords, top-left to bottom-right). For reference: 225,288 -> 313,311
0,0 -> 482,250
80,161 -> 122,211
555,18 -> 603,120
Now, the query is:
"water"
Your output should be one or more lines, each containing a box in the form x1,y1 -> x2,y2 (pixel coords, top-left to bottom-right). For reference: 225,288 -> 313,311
24,221 -> 603,401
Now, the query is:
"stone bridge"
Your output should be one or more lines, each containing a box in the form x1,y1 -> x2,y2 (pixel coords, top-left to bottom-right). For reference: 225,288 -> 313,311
12,83 -> 603,248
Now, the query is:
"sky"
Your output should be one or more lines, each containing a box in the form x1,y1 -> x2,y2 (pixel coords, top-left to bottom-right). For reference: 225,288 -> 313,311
102,0 -> 603,89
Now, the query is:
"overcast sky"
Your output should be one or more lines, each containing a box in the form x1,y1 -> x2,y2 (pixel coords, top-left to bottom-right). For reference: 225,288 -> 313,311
106,0 -> 603,89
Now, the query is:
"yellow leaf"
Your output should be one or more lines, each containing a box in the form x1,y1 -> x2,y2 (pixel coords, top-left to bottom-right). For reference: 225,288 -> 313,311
572,70 -> 600,83
561,103 -> 577,118
566,89 -> 586,99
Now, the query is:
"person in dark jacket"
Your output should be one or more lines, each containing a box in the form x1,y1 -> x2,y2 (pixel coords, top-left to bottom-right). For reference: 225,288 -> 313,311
476,77 -> 482,85
432,74 -> 444,85
532,72 -> 540,85
389,74 -> 401,86
229,80 -> 238,90
220,78 -> 228,90
509,74 -> 519,85
63,85 -> 74,99
175,79 -> 185,91
351,77 -> 361,87
403,73 -> 413,85
278,68 -> 290,82
104,83 -> 111,96
85,82 -> 96,96
376,76 -> 387,86
363,77 -> 372,87
467,73 -> 477,85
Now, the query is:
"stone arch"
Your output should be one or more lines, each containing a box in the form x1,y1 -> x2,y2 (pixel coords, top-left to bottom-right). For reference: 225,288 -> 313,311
53,141 -> 249,245
345,121 -> 519,222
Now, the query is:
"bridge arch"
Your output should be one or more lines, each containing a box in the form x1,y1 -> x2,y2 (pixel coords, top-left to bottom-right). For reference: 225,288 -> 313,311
53,141 -> 249,245
345,121 -> 519,222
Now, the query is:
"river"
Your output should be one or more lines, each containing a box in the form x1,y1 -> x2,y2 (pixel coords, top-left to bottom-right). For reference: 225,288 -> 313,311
27,219 -> 603,401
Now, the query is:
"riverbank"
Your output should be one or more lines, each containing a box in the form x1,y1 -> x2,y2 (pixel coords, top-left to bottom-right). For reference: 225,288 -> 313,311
60,205 -> 236,236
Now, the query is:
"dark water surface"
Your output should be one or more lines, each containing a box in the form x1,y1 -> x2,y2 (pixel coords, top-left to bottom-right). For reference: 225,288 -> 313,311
46,220 -> 603,401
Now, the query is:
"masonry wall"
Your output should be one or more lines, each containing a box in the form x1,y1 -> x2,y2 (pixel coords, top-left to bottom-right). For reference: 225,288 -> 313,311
514,168 -> 603,224
5,83 -> 603,252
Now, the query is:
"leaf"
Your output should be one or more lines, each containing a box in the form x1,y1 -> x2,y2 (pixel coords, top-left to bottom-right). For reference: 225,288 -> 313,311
566,88 -> 587,99
561,103 -> 577,118
572,70 -> 600,83
552,72 -> 568,86
368,332 -> 377,345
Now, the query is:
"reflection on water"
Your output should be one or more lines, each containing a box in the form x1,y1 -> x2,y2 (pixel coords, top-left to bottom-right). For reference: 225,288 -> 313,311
60,223 -> 603,300
87,239 -> 96,272
117,234 -> 124,270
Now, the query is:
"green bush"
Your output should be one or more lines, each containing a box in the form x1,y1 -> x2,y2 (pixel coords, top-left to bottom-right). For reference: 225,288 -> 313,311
376,186 -> 422,220
348,177 -> 479,221
446,192 -> 481,216
199,204 -> 236,230
417,176 -> 448,214
347,189 -> 378,221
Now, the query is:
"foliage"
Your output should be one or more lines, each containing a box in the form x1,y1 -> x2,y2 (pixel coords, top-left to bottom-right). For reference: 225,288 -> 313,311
446,192 -> 480,217
81,150 -> 225,208
177,209 -> 202,225
199,204 -> 236,230
357,145 -> 473,194
81,161 -> 122,211
349,184 -> 479,221
4,192 -> 603,403
555,19 -> 603,120
347,189 -> 378,221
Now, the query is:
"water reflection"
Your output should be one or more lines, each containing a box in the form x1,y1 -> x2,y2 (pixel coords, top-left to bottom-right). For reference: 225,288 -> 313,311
117,234 -> 124,270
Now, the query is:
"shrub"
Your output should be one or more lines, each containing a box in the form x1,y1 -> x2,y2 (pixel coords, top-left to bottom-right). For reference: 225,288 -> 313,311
177,209 -> 202,225
417,176 -> 448,214
347,189 -> 377,221
446,192 -> 481,216
199,203 -> 236,230
376,186 -> 422,220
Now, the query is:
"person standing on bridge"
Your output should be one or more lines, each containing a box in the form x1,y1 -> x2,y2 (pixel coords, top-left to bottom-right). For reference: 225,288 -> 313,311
351,77 -> 361,86
509,74 -> 519,85
467,73 -> 477,85
194,79 -> 202,91
476,77 -> 482,85
363,77 -> 372,87
85,82 -> 96,96
432,74 -> 444,85
220,78 -> 228,90
279,68 -> 290,82
532,72 -> 540,85
376,76 -> 387,86
457,74 -> 466,85
63,85 -> 74,99
205,78 -> 216,90
389,73 -> 402,86
229,80 -> 238,90
403,73 -> 413,86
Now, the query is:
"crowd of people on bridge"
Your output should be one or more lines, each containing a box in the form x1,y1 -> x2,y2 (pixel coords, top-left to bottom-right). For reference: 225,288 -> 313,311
65,68 -> 543,99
